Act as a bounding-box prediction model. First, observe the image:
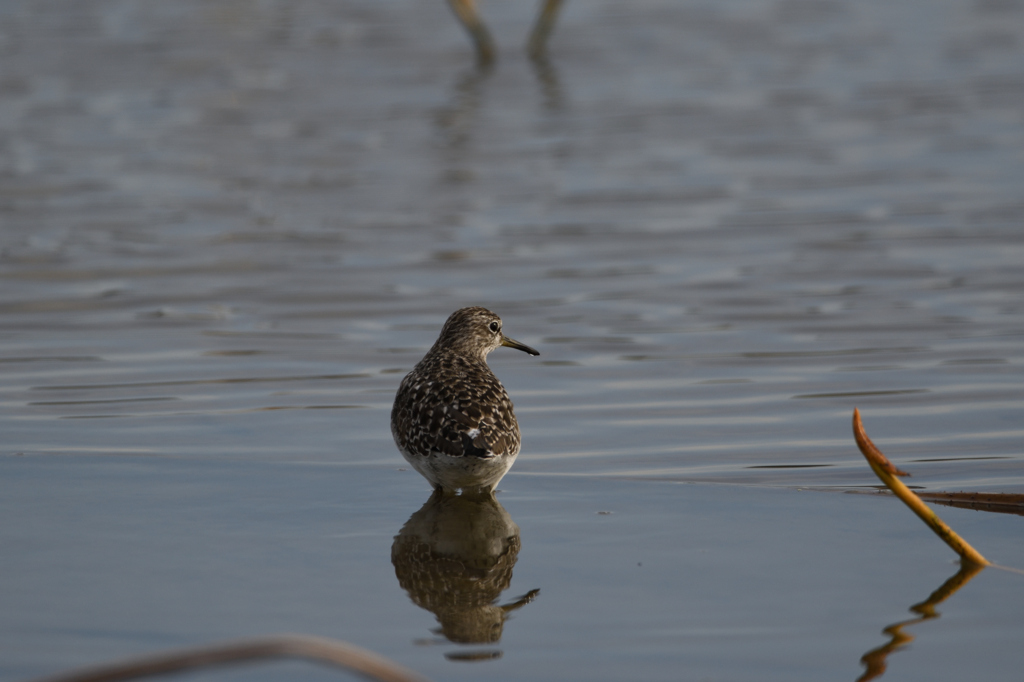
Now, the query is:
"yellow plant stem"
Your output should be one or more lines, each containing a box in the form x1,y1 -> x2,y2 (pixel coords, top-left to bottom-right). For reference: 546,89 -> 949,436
852,408 -> 989,566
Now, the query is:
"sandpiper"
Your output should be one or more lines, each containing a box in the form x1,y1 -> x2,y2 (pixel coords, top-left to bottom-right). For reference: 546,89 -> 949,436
391,307 -> 539,493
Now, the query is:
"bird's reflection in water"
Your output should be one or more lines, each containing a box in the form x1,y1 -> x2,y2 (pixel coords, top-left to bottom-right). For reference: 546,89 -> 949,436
856,561 -> 985,682
392,490 -> 539,656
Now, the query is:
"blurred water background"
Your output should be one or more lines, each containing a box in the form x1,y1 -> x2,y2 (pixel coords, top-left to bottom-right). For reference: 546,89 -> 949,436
2,1 -> 1023,680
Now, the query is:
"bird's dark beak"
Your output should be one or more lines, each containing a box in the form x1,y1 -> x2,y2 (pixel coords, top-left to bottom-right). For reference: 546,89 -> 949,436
501,335 -> 540,356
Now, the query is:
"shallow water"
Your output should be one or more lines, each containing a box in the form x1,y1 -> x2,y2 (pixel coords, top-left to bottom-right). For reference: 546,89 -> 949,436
2,0 -> 1023,680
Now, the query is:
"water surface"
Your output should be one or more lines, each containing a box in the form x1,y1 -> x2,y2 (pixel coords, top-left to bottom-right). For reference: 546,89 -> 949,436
2,0 -> 1023,680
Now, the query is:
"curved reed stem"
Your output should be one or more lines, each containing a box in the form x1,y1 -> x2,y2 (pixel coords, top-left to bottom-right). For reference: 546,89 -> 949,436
852,408 -> 988,566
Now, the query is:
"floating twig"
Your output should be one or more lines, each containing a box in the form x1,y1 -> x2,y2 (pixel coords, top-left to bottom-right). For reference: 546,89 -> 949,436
852,408 -> 989,566
917,491 -> 1024,517
23,634 -> 430,682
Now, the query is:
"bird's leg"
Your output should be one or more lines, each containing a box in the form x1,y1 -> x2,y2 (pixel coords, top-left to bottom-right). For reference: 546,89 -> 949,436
526,0 -> 564,60
446,0 -> 496,66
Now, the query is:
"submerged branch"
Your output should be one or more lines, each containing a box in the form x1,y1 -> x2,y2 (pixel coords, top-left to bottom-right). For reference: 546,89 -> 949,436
917,491 -> 1024,517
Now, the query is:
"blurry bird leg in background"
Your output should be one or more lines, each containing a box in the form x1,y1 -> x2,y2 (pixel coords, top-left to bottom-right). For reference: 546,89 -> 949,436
447,0 -> 496,65
448,0 -> 565,65
527,0 -> 565,60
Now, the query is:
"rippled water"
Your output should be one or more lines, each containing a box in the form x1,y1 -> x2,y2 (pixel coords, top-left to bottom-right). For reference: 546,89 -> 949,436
2,0 -> 1023,680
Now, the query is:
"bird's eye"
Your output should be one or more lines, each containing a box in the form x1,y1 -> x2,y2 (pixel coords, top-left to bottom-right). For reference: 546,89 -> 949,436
489,321 -> 500,333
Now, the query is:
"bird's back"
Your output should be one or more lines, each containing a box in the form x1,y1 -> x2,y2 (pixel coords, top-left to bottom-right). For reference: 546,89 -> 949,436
391,351 -> 521,462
